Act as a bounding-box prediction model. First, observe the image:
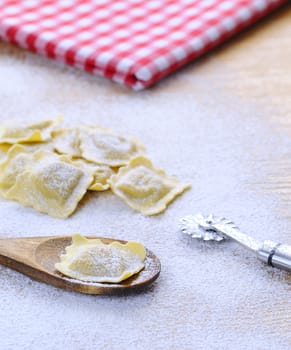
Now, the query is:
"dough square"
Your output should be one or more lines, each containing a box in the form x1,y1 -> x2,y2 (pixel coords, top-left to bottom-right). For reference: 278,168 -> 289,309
0,145 -> 33,196
109,156 -> 191,215
79,126 -> 145,166
55,234 -> 146,283
6,150 -> 93,218
0,116 -> 62,144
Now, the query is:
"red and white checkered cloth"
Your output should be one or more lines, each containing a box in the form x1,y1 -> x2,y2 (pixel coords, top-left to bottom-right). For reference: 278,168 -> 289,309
0,0 -> 287,90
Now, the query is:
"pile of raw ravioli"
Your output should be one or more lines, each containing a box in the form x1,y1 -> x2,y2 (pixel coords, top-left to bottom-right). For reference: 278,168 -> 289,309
0,117 -> 191,218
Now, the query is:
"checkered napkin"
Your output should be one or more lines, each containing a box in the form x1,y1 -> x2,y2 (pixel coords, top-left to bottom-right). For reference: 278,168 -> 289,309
0,0 -> 287,90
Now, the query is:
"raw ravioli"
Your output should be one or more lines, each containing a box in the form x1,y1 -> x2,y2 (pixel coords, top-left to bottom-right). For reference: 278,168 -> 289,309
0,117 -> 191,217
79,126 -> 145,166
53,128 -> 82,157
0,145 -> 33,196
23,141 -> 54,153
55,234 -> 146,283
109,156 -> 191,215
0,144 -> 11,160
0,116 -> 62,144
6,150 -> 93,218
72,159 -> 114,191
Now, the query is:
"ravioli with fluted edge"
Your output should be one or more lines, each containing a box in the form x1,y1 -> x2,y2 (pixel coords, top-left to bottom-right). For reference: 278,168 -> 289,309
0,117 -> 191,217
109,156 -> 191,215
53,128 -> 82,157
0,145 -> 33,196
0,116 -> 62,144
79,126 -> 145,166
55,234 -> 146,283
6,150 -> 93,218
0,144 -> 12,160
71,159 -> 114,191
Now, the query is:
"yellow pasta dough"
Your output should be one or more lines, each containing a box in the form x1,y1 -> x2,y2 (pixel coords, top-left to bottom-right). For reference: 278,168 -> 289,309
55,234 -> 146,283
0,117 -> 191,217
0,116 -> 62,144
53,128 -> 82,157
0,144 -> 11,160
71,159 -> 114,191
6,150 -> 93,218
23,141 -> 55,153
0,145 -> 33,196
79,126 -> 145,166
109,156 -> 191,215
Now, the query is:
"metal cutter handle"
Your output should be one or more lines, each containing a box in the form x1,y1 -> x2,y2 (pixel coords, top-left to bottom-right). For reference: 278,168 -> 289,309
257,240 -> 291,272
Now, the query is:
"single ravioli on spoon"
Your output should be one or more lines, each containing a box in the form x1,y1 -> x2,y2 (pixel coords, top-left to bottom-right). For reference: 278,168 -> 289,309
55,234 -> 146,283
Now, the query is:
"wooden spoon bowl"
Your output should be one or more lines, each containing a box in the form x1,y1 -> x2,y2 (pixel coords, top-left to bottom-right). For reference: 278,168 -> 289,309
0,236 -> 161,295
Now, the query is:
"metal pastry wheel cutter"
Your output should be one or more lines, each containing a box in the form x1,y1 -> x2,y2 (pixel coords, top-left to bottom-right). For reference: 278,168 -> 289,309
180,214 -> 291,272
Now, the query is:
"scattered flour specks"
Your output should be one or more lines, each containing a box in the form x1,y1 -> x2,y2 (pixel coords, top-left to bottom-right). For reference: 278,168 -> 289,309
0,46 -> 290,350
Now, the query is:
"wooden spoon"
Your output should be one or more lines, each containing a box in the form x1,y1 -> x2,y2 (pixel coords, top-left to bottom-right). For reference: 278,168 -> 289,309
0,236 -> 161,295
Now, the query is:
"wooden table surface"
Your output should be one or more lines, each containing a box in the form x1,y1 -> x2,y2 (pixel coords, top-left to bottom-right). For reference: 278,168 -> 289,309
0,4 -> 290,350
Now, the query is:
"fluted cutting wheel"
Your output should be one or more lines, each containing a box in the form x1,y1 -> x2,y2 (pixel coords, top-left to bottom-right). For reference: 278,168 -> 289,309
180,213 -> 239,242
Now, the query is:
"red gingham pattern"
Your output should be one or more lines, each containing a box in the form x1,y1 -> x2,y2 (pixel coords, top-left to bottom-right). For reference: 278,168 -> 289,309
0,0 -> 287,90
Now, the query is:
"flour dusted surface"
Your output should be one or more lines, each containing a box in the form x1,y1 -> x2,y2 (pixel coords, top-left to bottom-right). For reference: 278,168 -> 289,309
0,43 -> 290,350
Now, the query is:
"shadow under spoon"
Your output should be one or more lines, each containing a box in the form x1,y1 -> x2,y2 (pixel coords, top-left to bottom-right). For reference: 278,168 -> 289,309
0,236 -> 161,295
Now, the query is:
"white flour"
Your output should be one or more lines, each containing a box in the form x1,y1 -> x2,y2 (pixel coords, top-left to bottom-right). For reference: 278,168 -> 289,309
0,46 -> 290,350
